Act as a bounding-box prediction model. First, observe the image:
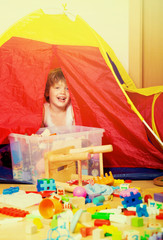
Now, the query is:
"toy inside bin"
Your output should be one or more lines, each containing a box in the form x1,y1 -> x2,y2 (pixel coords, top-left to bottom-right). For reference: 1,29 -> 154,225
9,126 -> 105,183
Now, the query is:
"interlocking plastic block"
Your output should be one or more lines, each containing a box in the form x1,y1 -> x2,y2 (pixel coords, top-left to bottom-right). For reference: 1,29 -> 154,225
121,192 -> 143,208
94,219 -> 110,226
0,207 -> 29,217
156,212 -> 163,219
3,186 -> 19,195
91,212 -> 111,220
80,227 -> 97,237
112,231 -> 122,240
136,204 -> 149,217
154,192 -> 163,203
37,178 -> 56,192
131,217 -> 143,227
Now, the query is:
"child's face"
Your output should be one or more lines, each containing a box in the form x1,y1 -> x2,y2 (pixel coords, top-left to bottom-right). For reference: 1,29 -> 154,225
49,81 -> 70,109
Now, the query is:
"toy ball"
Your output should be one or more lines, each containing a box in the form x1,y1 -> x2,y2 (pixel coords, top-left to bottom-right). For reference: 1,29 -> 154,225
73,186 -> 87,198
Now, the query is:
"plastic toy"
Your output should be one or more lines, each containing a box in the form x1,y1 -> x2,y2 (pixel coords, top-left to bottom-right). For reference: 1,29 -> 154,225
131,217 -> 144,227
94,219 -> 110,226
73,186 -> 87,197
39,198 -> 63,219
92,228 -> 104,240
93,195 -> 105,205
3,186 -> 19,195
91,212 -> 111,220
86,203 -> 111,214
154,192 -> 163,202
93,171 -> 114,185
70,209 -> 83,233
37,178 -> 56,192
110,214 -> 127,224
136,204 -> 149,217
0,207 -> 29,217
120,191 -> 143,208
80,227 -> 97,237
144,194 -> 152,203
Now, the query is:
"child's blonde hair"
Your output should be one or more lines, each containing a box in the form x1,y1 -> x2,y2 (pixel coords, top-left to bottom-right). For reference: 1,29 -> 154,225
44,68 -> 66,102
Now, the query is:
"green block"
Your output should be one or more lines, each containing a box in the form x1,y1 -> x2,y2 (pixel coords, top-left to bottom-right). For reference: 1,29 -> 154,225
112,231 -> 122,240
131,217 -> 144,227
91,212 -> 111,220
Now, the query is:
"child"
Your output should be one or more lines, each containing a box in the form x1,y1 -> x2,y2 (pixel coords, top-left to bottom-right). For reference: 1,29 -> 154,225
41,68 -> 74,127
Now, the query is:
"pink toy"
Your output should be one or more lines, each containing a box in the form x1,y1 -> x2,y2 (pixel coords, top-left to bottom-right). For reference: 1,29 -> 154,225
73,186 -> 87,198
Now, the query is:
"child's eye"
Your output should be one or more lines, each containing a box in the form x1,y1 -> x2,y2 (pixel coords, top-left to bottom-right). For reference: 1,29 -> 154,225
55,86 -> 60,89
66,87 -> 69,91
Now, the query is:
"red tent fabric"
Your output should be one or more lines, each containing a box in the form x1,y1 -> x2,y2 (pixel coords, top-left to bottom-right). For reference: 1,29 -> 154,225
0,37 -> 162,169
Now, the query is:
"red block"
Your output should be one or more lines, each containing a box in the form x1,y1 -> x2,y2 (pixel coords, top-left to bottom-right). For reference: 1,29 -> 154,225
94,219 -> 110,226
80,227 -> 97,237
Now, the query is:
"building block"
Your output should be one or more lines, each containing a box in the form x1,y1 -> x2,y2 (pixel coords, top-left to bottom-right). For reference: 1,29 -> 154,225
124,230 -> 140,240
25,223 -> 37,234
110,214 -> 127,224
121,191 -> 143,208
79,211 -> 92,223
154,192 -> 163,202
148,199 -> 163,209
123,210 -> 136,216
91,212 -> 111,220
112,231 -> 122,240
0,207 -> 29,217
80,227 -> 97,237
37,178 -> 56,192
99,225 -> 118,234
136,204 -> 149,217
92,228 -> 104,240
131,217 -> 143,227
33,218 -> 43,229
86,204 -> 111,214
94,219 -> 110,226
3,186 -> 19,195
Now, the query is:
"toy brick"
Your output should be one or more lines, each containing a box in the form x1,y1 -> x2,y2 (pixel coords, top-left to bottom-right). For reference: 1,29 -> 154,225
131,217 -> 143,227
0,207 -> 29,217
112,231 -> 122,240
110,214 -> 127,224
92,228 -> 104,240
154,192 -> 163,203
25,223 -> 37,234
94,219 -> 110,226
124,230 -> 139,240
91,212 -> 111,220
136,204 -> 149,217
80,227 -> 97,237
3,186 -> 19,195
121,192 -> 143,208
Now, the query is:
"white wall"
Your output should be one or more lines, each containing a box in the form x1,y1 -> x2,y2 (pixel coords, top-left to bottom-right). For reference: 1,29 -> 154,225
0,0 -> 129,72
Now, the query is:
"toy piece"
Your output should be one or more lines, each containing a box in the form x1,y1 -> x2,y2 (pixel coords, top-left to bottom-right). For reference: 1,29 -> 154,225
144,194 -> 152,203
98,225 -> 118,235
73,186 -> 87,197
148,199 -> 163,209
0,207 -> 29,217
70,209 -> 83,233
39,198 -> 63,219
93,195 -> 105,205
80,227 -> 97,237
92,228 -> 105,240
120,191 -> 143,208
156,212 -> 163,219
136,204 -> 149,217
79,211 -> 92,223
94,219 -> 110,226
86,204 -> 111,214
25,223 -> 37,234
123,210 -> 136,216
124,230 -> 139,240
93,171 -> 114,185
70,196 -> 85,209
120,183 -> 130,190
33,218 -> 43,229
154,192 -> 163,202
37,178 -> 56,192
112,231 -> 122,240
131,217 -> 144,227
110,214 -> 127,224
91,212 -> 111,220
3,186 -> 19,195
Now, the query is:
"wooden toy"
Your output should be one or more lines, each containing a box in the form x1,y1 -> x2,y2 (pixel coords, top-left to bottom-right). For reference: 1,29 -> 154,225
44,144 -> 113,187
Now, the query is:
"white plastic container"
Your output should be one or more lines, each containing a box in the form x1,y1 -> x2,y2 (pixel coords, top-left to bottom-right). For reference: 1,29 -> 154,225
9,125 -> 104,183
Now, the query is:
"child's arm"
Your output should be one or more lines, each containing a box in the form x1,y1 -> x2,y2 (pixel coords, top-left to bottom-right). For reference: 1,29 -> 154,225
71,106 -> 75,125
40,105 -> 45,127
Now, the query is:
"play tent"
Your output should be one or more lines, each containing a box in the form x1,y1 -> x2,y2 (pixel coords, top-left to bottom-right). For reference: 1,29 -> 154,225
0,9 -> 162,177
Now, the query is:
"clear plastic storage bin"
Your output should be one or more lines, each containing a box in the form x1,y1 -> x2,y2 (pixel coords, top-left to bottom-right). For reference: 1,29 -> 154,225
9,125 -> 104,183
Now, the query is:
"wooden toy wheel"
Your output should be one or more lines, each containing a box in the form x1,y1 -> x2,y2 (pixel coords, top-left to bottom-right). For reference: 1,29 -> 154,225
153,176 -> 163,186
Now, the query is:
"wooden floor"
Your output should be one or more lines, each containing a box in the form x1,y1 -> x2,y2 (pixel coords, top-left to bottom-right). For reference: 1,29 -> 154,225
0,180 -> 162,240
